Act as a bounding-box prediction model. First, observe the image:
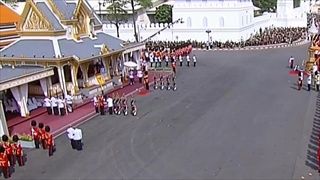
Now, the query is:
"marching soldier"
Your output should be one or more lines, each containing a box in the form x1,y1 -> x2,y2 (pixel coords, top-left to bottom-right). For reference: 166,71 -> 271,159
12,135 -> 24,166
31,120 -> 40,149
193,55 -> 197,67
44,126 -> 55,157
165,54 -> 169,67
0,146 -> 10,178
307,74 -> 312,91
186,55 -> 190,67
1,135 -> 13,167
179,55 -> 183,66
38,123 -> 46,149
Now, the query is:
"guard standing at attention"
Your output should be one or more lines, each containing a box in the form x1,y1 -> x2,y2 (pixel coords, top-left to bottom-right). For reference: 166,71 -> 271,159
44,126 -> 55,157
2,135 -> 14,167
0,146 -> 10,178
38,123 -> 46,149
31,120 -> 40,149
12,135 -> 24,166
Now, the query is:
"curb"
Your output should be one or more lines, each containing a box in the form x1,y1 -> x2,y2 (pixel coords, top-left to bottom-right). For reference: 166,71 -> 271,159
193,40 -> 309,51
53,72 -> 173,138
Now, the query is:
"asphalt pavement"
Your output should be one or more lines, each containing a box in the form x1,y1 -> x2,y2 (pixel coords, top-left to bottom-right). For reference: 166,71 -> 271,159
11,44 -> 319,180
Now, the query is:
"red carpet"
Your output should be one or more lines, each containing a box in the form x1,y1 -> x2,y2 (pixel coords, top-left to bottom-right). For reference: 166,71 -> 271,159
138,89 -> 149,96
8,71 -> 172,137
289,70 -> 309,76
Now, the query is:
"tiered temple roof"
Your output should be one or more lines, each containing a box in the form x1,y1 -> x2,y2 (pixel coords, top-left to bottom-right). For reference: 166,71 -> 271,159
0,0 -> 142,61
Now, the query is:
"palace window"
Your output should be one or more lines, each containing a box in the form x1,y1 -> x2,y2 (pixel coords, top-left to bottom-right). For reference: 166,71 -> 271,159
202,17 -> 208,28
187,17 -> 192,27
219,17 -> 224,27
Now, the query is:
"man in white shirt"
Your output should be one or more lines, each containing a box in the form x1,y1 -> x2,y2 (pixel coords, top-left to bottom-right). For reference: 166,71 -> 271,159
149,53 -> 154,67
193,55 -> 197,67
137,69 -> 143,83
66,126 -> 75,149
51,96 -> 58,115
44,97 -> 52,115
73,128 -> 83,151
93,96 -> 99,113
65,94 -> 73,113
57,97 -> 65,116
289,56 -> 294,69
106,96 -> 113,115
179,55 -> 183,66
165,55 -> 169,67
307,74 -> 312,91
186,55 -> 190,67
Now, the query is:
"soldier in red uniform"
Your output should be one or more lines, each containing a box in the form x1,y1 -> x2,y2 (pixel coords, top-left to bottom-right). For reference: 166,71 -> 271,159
44,126 -> 55,157
12,135 -> 24,166
31,120 -> 40,149
2,135 -> 14,167
38,123 -> 46,149
0,146 -> 10,178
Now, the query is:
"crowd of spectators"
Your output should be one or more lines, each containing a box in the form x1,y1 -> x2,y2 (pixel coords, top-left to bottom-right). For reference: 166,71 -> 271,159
146,27 -> 307,50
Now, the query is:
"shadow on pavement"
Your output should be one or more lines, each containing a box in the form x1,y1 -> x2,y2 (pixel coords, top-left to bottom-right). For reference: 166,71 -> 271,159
305,94 -> 320,171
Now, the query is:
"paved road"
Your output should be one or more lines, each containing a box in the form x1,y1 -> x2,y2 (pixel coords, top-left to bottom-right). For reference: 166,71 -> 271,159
12,44 -> 317,179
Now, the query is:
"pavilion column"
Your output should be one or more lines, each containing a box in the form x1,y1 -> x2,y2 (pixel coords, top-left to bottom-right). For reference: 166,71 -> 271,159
58,66 -> 67,97
102,57 -> 110,79
80,63 -> 89,87
71,64 -> 79,94
47,77 -> 53,97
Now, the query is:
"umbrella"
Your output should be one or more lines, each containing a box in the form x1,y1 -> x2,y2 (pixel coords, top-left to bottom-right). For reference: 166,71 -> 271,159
124,61 -> 138,68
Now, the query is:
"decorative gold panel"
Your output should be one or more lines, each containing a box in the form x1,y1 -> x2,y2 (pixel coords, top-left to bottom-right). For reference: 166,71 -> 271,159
74,6 -> 88,36
24,10 -> 52,31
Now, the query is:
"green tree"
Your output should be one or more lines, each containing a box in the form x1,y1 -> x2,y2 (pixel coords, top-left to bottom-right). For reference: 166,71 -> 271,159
253,0 -> 277,13
155,4 -> 172,23
130,0 -> 153,42
106,0 -> 129,38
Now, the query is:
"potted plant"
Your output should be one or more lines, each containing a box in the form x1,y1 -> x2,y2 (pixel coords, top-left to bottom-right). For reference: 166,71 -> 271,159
18,134 -> 35,148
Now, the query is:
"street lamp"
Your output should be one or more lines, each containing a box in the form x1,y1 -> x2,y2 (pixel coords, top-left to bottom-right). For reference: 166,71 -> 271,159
205,29 -> 212,42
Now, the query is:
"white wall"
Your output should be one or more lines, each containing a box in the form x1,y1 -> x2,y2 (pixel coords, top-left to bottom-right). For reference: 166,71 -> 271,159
103,0 -> 308,42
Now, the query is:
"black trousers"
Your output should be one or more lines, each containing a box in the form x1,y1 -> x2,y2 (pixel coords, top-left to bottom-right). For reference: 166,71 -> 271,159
317,84 -> 319,91
109,107 -> 113,115
95,106 -> 99,113
34,138 -> 40,149
70,139 -> 76,149
47,107 -> 52,115
166,61 -> 169,67
194,62 -> 196,67
146,83 -> 149,90
139,77 -> 142,83
180,62 -> 182,66
74,140 -> 83,151
308,84 -> 311,91
187,61 -> 190,66
60,108 -> 65,116
100,106 -> 105,115
53,107 -> 59,115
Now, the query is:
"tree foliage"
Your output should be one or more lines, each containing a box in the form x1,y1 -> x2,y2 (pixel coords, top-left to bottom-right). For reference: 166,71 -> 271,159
155,4 -> 172,23
252,0 -> 277,13
106,0 -> 129,38
130,0 -> 153,42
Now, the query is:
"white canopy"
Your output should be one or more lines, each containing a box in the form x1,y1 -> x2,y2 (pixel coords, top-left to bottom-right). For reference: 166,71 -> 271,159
253,6 -> 261,10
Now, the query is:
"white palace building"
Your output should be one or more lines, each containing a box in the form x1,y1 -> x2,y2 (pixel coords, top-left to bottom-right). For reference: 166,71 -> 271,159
102,0 -> 311,42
